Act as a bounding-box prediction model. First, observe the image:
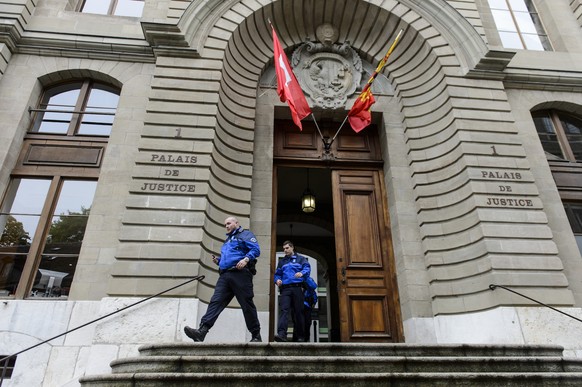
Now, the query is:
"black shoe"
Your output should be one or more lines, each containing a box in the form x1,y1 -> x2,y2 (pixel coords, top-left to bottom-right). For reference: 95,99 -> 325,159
274,334 -> 287,342
250,334 -> 262,342
184,325 -> 209,342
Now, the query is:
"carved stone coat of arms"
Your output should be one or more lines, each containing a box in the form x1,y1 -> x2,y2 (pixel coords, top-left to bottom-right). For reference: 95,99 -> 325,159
291,25 -> 363,110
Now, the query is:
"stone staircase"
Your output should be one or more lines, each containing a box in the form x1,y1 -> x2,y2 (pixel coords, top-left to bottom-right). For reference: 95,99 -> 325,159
79,343 -> 582,386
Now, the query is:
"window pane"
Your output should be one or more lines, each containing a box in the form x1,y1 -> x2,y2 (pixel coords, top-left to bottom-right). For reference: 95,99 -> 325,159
2,179 -> 51,215
0,216 -> 35,247
522,33 -> 544,51
78,89 -> 118,136
491,10 -> 517,32
533,114 -> 564,159
0,253 -> 28,297
576,235 -> 582,259
30,180 -> 97,299
566,204 -> 582,233
514,12 -> 537,34
564,203 -> 582,260
54,181 -> 97,215
488,0 -> 509,10
560,114 -> 582,161
81,0 -> 111,14
36,89 -> 80,134
508,0 -> 528,12
114,0 -> 144,17
0,179 -> 51,297
498,32 -> 524,49
87,88 -> 119,109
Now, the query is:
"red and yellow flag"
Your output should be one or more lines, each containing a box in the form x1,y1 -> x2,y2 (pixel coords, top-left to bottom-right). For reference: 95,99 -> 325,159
272,27 -> 312,130
347,29 -> 403,133
347,87 -> 375,133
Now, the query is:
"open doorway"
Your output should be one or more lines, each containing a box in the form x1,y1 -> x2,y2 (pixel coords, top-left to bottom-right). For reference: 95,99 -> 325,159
271,120 -> 403,342
274,166 -> 340,342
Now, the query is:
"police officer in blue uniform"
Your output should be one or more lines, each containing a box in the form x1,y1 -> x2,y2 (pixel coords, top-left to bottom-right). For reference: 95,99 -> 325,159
274,240 -> 311,342
184,216 -> 262,342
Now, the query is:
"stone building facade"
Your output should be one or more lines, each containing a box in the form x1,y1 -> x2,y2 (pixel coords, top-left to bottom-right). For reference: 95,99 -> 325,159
1,0 -> 582,385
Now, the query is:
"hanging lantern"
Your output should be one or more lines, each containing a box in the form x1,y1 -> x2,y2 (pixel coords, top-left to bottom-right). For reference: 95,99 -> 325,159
301,189 -> 316,213
301,169 -> 316,213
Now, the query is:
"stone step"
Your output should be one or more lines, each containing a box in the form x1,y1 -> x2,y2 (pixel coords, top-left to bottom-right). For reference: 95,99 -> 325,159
80,371 -> 582,387
109,355 -> 582,374
80,343 -> 582,387
138,342 -> 566,358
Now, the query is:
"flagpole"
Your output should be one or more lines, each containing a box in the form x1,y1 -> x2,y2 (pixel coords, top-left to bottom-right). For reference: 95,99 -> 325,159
311,113 -> 324,140
336,28 -> 404,135
331,115 -> 349,143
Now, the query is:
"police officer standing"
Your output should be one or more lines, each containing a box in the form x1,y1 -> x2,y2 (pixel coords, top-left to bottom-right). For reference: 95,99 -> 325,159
184,216 -> 262,342
274,240 -> 311,342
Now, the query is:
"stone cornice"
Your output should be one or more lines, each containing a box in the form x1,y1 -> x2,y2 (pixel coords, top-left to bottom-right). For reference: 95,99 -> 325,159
466,49 -> 582,91
140,21 -> 199,58
0,25 -> 155,62
0,20 -> 22,52
466,50 -> 516,80
502,69 -> 582,92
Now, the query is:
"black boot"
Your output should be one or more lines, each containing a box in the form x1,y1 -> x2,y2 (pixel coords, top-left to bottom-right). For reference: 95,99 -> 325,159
184,324 -> 209,342
250,332 -> 262,342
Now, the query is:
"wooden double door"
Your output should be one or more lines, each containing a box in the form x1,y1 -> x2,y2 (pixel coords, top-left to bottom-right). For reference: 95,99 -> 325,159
274,120 -> 403,342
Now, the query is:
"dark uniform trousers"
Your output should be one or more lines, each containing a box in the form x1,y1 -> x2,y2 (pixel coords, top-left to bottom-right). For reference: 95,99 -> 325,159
200,268 -> 261,335
278,285 -> 305,340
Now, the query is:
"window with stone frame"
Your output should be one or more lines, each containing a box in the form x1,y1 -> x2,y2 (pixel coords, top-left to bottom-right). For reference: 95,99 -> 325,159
79,0 -> 144,17
487,0 -> 552,50
532,109 -> 582,162
0,80 -> 119,299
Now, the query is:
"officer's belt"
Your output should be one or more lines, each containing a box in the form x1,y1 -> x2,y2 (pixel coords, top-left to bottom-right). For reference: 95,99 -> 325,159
219,267 -> 248,275
280,283 -> 303,289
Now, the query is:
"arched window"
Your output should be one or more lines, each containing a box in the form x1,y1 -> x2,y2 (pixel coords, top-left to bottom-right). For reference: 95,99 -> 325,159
532,109 -> 582,257
31,80 -> 119,136
532,109 -> 582,162
0,80 -> 119,299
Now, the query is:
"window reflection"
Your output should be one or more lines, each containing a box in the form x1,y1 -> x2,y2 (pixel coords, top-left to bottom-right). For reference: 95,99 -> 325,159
0,178 -> 97,298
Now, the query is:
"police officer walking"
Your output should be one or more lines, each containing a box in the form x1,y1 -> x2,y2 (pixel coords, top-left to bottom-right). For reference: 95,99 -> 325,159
184,216 -> 262,342
274,240 -> 311,342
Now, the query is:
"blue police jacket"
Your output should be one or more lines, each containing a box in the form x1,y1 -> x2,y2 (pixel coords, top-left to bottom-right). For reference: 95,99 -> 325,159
274,254 -> 310,286
218,226 -> 260,270
303,287 -> 318,309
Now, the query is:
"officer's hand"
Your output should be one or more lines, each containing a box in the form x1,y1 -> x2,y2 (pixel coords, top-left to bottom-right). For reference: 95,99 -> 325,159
276,279 -> 282,287
294,272 -> 303,278
236,257 -> 249,270
212,255 -> 219,265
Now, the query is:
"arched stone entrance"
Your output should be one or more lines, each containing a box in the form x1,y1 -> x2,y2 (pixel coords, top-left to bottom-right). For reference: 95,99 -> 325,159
137,0 -> 574,341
